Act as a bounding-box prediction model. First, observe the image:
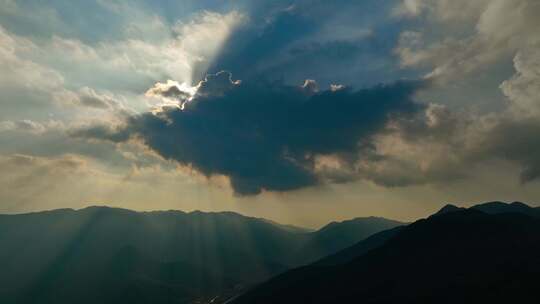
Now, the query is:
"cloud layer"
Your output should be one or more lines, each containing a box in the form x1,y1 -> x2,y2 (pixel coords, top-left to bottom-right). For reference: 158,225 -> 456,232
2,0 -> 540,220
76,72 -> 426,195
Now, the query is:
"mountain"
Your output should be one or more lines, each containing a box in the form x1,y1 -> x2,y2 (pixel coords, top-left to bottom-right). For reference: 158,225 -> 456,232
231,205 -> 540,304
294,217 -> 404,264
0,207 -> 300,304
433,201 -> 540,218
0,206 -> 400,304
471,201 -> 540,217
432,203 -> 465,216
318,201 -> 540,267
313,226 -> 404,266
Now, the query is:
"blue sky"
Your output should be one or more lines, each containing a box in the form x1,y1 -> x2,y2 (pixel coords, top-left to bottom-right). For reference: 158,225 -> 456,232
1,0 -> 539,227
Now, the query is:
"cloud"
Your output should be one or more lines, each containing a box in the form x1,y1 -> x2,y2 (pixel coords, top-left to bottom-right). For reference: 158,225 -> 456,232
318,103 -> 472,188
52,87 -> 133,114
145,80 -> 195,109
476,118 -> 540,183
1,153 -> 86,171
385,0 -> 540,187
463,45 -> 540,183
356,78 -> 540,189
210,7 -> 317,79
0,119 -> 67,137
393,0 -> 490,20
0,8 -> 246,120
172,10 -> 247,82
0,25 -> 64,92
0,25 -> 137,123
394,0 -> 540,81
500,48 -> 540,118
0,152 -> 202,213
37,10 -> 245,89
0,120 -> 46,134
206,1 -> 408,88
0,154 -> 89,193
74,72 -> 427,195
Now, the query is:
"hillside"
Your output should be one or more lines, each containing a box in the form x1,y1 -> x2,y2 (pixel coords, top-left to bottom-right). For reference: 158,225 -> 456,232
232,203 -> 540,304
0,206 -> 400,304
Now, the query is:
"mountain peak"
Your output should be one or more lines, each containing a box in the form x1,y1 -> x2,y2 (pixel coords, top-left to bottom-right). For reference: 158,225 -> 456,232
471,201 -> 534,215
510,201 -> 530,208
433,204 -> 464,216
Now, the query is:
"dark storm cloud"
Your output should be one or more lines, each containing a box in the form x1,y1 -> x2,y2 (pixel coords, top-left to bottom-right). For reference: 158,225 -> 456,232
74,72 -> 427,195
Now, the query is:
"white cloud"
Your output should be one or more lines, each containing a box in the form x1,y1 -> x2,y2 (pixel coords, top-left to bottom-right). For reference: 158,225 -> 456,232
145,80 -> 198,110
391,0 -> 540,187
394,0 -> 490,21
501,48 -> 540,118
39,10 -> 246,87
395,0 -> 540,82
394,0 -> 540,122
0,26 -> 64,92
0,120 -> 44,133
53,87 -> 130,111
2,9 -> 246,90
0,119 -> 65,134
171,11 -> 247,82
0,9 -> 246,127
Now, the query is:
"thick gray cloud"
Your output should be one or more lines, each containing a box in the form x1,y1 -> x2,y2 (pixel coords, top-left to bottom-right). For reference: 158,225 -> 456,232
358,103 -> 540,189
75,72 -> 427,195
476,118 -> 540,183
356,0 -> 540,190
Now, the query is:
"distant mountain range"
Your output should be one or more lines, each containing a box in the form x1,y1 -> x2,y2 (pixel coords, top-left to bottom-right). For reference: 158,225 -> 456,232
231,201 -> 540,304
0,206 -> 402,304
2,201 -> 538,304
293,216 -> 404,265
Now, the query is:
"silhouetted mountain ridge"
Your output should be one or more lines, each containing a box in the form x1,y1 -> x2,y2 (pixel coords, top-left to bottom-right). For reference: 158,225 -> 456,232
231,202 -> 540,304
432,201 -> 540,218
471,201 -> 540,217
432,203 -> 464,216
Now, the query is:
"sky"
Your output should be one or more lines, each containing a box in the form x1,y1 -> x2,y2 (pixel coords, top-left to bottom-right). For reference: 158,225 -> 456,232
1,0 -> 539,228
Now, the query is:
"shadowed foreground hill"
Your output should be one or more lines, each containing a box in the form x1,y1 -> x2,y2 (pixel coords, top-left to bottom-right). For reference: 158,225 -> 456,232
0,206 -> 401,304
308,201 -> 540,267
232,204 -> 540,304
